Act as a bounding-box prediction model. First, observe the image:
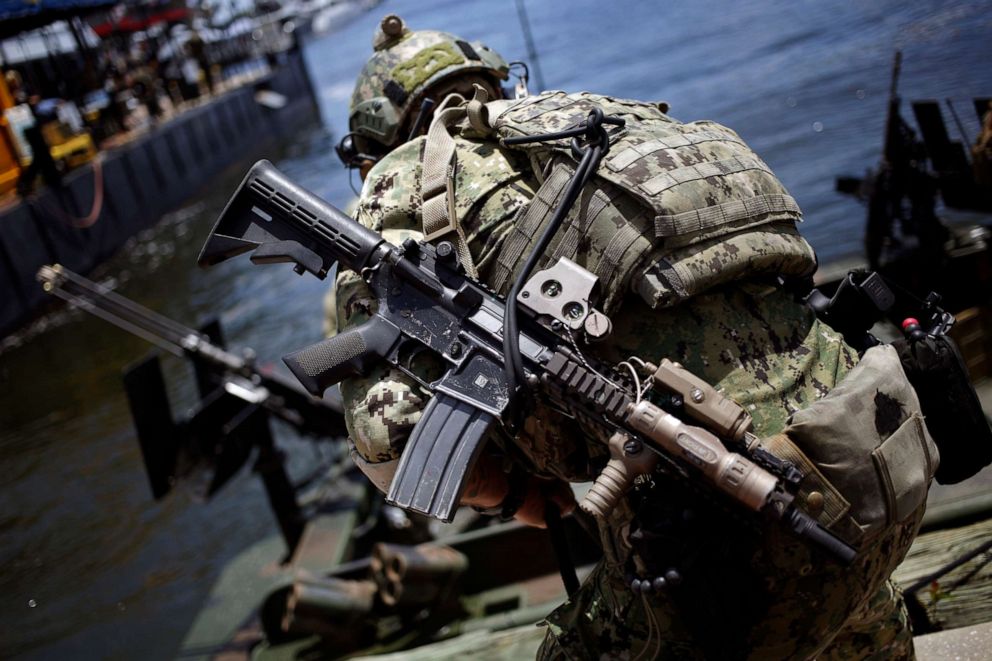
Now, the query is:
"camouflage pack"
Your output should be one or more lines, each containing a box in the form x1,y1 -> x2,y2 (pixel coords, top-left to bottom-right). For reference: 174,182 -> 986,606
427,91 -> 817,312
759,344 -> 938,546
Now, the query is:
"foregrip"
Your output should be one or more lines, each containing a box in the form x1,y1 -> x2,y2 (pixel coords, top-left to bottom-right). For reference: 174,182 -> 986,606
581,432 -> 659,518
283,315 -> 402,397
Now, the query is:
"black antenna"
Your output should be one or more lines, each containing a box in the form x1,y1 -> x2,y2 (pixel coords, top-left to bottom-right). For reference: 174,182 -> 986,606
407,98 -> 436,141
514,0 -> 546,92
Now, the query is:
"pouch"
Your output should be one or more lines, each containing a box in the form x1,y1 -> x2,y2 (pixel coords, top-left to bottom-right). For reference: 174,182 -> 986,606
893,334 -> 992,484
762,345 -> 938,544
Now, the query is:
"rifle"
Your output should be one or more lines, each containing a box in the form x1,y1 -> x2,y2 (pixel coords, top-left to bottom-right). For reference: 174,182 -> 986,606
38,263 -> 348,550
197,160 -> 856,564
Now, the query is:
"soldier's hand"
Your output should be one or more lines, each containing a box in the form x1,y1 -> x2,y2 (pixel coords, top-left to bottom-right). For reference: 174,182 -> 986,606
514,477 -> 576,529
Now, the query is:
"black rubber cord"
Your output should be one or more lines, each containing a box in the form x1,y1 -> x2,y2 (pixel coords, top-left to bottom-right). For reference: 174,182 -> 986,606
501,108 -> 623,427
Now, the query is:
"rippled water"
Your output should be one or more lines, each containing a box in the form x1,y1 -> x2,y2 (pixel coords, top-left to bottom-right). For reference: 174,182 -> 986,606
2,0 -> 990,657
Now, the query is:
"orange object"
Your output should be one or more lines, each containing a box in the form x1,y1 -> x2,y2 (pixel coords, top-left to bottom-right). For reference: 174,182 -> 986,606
0,72 -> 22,195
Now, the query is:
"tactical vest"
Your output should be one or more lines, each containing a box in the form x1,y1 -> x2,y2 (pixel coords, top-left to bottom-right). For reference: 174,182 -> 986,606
421,90 -> 817,313
419,92 -> 937,548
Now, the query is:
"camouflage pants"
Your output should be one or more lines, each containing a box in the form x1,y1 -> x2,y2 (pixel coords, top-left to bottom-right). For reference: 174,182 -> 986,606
537,503 -> 924,661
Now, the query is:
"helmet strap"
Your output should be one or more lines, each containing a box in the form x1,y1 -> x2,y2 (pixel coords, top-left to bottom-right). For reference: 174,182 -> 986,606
406,98 -> 437,142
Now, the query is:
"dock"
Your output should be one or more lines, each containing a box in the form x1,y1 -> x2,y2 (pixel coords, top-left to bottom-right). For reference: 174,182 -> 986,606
0,49 -> 318,338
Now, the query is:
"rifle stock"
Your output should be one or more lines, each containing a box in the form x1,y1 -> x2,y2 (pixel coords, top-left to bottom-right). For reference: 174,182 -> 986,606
197,159 -> 388,277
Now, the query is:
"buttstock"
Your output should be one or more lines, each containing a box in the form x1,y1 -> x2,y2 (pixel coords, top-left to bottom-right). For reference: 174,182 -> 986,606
197,160 -> 387,277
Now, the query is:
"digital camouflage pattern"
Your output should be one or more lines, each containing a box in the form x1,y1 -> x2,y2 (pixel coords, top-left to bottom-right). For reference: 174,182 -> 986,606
536,287 -> 924,660
348,15 -> 509,152
330,95 -> 926,658
332,137 -> 597,481
483,92 -> 817,312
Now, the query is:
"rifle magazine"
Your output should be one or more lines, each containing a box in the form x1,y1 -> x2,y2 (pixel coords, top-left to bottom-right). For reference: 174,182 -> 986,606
386,393 -> 494,522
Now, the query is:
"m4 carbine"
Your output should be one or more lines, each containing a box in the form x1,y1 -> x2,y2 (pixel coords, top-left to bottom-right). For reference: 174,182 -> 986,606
198,160 -> 856,564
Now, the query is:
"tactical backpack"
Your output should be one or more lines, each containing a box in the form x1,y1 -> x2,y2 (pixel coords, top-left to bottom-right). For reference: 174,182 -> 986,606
421,90 -> 818,313
420,90 -> 937,547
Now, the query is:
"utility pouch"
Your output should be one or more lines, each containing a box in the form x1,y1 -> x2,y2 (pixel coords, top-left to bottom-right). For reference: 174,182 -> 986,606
893,333 -> 992,484
767,345 -> 938,544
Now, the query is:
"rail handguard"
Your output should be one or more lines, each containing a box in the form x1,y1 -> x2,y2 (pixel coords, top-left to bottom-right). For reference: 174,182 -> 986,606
198,160 -> 857,565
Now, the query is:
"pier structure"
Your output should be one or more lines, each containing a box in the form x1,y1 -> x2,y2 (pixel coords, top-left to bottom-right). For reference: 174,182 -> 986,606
0,49 -> 318,337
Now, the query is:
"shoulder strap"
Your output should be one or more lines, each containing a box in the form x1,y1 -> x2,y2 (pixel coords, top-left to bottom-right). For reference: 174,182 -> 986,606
489,162 -> 574,293
421,99 -> 478,278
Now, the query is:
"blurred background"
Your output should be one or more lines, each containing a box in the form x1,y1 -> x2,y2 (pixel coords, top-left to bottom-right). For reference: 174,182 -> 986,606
1,0 -> 990,658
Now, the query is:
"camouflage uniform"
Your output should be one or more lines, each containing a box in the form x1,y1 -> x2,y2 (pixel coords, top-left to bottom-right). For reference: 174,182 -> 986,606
331,93 -> 927,659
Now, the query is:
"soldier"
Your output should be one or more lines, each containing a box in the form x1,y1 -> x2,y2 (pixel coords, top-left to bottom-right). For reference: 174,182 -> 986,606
331,17 -> 935,660
334,14 -> 512,180
324,14 -> 513,336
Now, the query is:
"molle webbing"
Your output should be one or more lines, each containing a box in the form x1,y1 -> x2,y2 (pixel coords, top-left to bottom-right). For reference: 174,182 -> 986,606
483,91 -> 815,309
604,128 -> 746,172
490,167 -> 654,312
638,154 -> 774,196
549,186 -> 613,266
597,221 -> 648,289
489,164 -> 573,293
654,192 -> 802,238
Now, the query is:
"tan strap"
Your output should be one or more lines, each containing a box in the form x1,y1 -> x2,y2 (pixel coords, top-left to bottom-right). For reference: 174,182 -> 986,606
758,433 -> 863,544
421,104 -> 478,278
466,83 -> 492,134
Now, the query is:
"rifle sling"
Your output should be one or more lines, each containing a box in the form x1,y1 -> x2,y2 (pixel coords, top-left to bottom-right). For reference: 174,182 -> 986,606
422,105 -> 478,278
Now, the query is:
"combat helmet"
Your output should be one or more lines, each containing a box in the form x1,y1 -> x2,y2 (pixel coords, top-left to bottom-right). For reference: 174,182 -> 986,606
337,15 -> 510,168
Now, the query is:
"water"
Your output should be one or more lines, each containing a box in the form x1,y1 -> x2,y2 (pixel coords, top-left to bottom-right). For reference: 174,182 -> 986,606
2,0 -> 991,657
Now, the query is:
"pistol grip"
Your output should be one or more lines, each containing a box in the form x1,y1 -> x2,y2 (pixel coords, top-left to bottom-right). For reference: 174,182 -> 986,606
283,316 -> 401,396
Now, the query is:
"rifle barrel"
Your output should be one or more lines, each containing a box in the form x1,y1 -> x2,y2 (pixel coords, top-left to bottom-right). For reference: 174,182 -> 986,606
37,264 -> 206,358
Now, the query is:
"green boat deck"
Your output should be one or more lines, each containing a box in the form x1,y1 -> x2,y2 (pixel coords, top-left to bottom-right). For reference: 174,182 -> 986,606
176,378 -> 992,660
